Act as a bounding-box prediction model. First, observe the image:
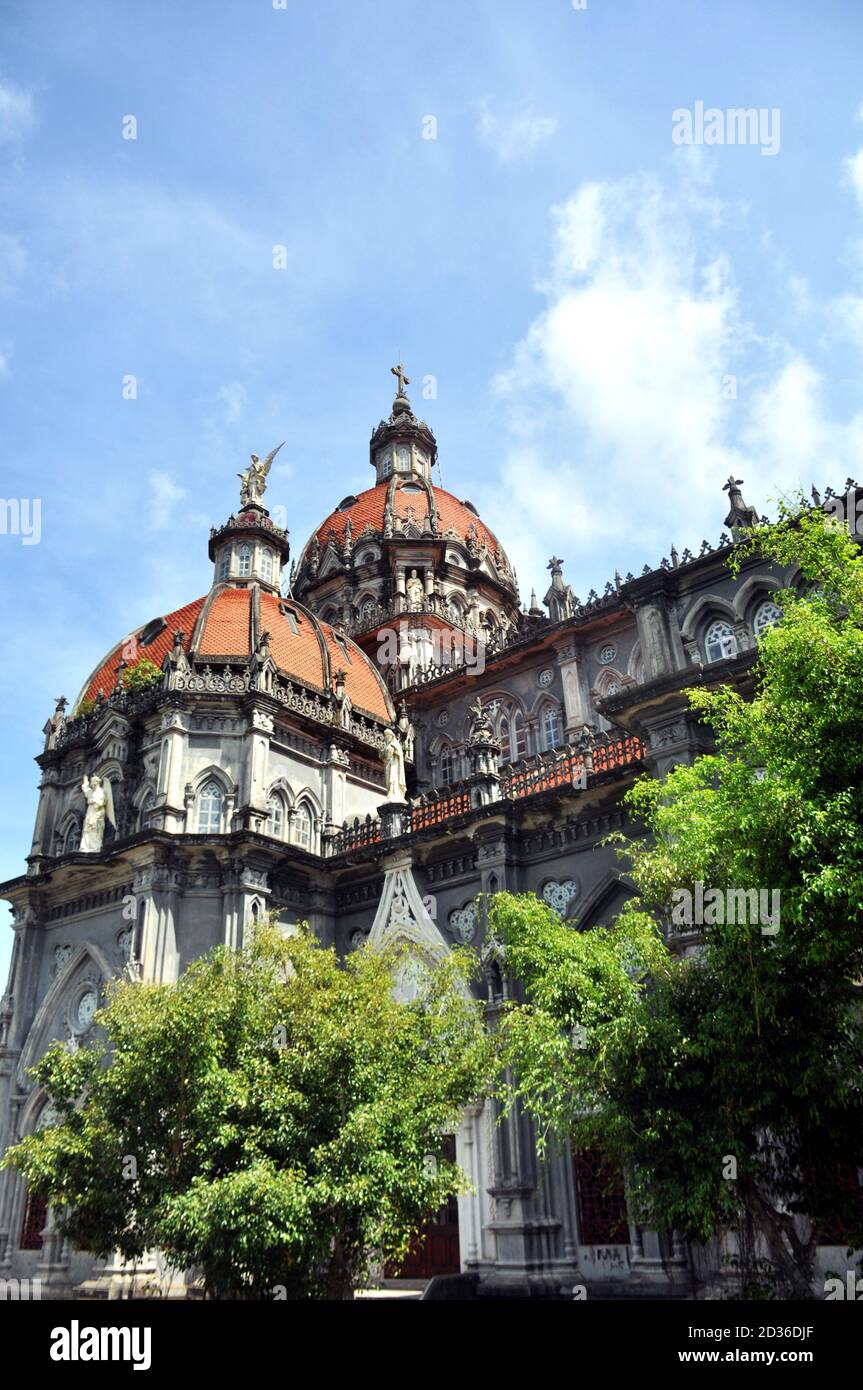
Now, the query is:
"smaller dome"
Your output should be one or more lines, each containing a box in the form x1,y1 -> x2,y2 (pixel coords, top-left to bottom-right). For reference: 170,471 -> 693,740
302,479 -> 509,570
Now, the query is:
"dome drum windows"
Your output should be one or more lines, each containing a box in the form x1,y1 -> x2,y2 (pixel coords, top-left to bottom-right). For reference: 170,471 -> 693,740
261,547 -> 274,585
237,544 -> 252,579
196,781 -> 225,834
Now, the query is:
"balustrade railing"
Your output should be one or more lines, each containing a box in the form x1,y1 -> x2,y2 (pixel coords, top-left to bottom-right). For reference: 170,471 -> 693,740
326,732 -> 646,855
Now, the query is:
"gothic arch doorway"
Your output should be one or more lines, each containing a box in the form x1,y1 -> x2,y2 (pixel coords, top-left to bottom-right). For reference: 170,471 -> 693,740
385,1134 -> 460,1281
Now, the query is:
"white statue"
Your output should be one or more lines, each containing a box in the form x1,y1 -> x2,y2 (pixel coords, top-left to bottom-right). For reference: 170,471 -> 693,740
406,568 -> 424,611
237,442 -> 284,508
382,727 -> 407,802
80,773 -> 116,853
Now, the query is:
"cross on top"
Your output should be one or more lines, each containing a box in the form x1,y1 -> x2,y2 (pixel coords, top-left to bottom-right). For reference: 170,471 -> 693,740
391,362 -> 410,397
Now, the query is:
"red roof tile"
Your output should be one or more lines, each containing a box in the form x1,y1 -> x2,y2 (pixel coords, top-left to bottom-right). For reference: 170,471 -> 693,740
79,587 -> 393,725
313,481 -> 502,555
80,597 -> 206,704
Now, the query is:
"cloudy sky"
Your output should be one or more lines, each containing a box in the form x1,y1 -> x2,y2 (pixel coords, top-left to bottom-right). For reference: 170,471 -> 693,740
2,0 -> 863,974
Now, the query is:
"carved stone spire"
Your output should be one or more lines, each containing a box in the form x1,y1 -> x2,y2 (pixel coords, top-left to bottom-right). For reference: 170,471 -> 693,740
543,557 -> 577,622
722,476 -> 759,540
370,363 -> 437,484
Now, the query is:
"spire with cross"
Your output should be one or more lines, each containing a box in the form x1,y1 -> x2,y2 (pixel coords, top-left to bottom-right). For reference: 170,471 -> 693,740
391,361 -> 410,399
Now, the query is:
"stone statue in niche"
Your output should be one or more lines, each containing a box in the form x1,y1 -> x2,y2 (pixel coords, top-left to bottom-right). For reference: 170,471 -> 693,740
80,774 -> 116,853
406,568 -> 424,611
382,727 -> 407,802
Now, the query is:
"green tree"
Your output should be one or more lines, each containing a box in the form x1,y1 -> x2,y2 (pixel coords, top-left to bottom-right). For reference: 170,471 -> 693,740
495,505 -> 863,1298
4,924 -> 493,1299
121,657 -> 163,692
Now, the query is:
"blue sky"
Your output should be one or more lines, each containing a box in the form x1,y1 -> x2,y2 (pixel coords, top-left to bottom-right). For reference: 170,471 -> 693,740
2,0 -> 863,979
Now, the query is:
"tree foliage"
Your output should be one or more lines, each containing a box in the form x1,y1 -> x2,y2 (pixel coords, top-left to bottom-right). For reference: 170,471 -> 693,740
3,924 -> 493,1299
495,505 -> 863,1297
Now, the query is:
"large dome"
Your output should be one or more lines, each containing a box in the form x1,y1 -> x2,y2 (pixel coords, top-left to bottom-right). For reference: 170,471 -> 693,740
76,587 -> 394,723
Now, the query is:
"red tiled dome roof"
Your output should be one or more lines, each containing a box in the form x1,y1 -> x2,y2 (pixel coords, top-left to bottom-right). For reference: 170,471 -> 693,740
78,588 -> 394,724
308,480 -> 504,557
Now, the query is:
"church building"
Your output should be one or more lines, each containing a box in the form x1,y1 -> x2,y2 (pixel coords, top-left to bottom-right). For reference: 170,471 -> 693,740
0,367 -> 837,1298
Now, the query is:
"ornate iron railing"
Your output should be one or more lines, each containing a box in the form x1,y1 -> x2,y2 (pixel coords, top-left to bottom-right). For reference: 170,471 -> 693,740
326,732 -> 646,855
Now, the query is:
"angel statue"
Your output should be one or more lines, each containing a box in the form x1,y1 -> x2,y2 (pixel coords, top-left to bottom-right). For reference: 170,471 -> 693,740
382,727 -> 407,803
238,442 -> 284,508
80,773 -> 116,853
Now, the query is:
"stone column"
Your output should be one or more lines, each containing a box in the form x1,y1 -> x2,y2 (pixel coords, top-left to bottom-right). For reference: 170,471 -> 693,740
634,595 -> 686,681
151,706 -> 191,833
237,706 -> 273,832
29,764 -> 61,859
135,863 -> 182,985
322,743 -> 351,829
554,641 -> 592,739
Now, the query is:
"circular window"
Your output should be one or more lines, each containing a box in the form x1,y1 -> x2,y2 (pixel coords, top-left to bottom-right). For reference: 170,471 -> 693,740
542,880 -> 579,917
599,644 -> 617,665
75,989 -> 98,1031
117,928 -> 134,959
538,668 -> 554,687
54,944 -> 72,970
437,709 -> 450,727
448,903 -> 477,943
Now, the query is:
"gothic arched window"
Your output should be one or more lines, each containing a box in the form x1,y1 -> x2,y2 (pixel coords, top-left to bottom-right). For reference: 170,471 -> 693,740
197,781 -> 224,834
513,711 -> 527,760
753,598 -> 782,637
139,789 -> 154,830
237,544 -> 252,578
219,548 -> 231,581
440,745 -> 454,785
64,821 -> 81,853
542,705 -> 563,751
704,618 -> 737,663
266,793 -> 285,840
499,717 -> 512,763
293,804 -> 312,850
261,547 -> 274,584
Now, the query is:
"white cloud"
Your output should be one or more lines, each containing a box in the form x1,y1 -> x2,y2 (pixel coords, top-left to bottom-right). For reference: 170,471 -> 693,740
491,170 -> 755,579
842,147 -> 863,209
148,471 -> 188,531
0,81 -> 34,144
476,101 -> 558,164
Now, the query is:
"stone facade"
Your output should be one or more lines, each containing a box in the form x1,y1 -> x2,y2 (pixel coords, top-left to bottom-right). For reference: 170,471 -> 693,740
0,379 -> 848,1298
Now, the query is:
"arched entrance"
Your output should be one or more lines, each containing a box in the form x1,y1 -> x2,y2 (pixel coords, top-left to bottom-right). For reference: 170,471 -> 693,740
386,1135 -> 461,1280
